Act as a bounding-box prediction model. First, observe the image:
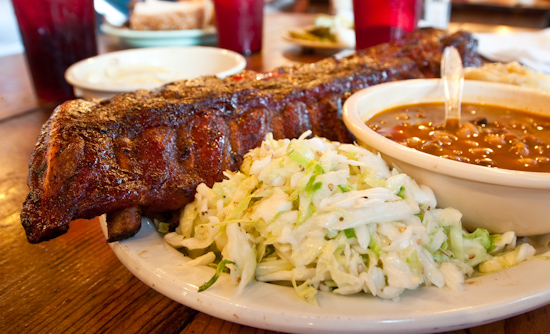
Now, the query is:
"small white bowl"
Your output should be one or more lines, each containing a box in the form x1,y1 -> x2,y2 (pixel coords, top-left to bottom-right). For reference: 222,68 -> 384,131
65,46 -> 246,99
343,79 -> 550,236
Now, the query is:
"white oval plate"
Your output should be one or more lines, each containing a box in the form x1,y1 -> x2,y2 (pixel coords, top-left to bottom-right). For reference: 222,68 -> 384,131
100,217 -> 550,334
101,24 -> 217,47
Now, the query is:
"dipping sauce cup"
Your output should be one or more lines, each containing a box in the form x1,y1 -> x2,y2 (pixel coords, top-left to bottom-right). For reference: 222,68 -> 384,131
11,0 -> 98,102
352,0 -> 422,50
212,0 -> 264,56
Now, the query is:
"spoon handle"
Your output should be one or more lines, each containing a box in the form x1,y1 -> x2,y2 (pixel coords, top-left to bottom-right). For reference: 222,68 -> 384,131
442,46 -> 464,129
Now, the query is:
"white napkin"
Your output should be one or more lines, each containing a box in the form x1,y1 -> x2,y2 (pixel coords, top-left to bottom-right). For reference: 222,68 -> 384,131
474,28 -> 550,73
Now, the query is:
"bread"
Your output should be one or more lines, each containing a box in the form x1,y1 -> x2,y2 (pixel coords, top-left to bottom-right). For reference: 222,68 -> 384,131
129,0 -> 214,31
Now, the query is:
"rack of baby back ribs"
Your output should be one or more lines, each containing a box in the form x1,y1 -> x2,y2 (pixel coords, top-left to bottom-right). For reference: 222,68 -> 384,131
20,28 -> 482,244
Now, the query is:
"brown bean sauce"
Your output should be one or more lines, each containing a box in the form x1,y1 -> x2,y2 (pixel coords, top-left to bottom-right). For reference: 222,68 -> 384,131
366,102 -> 550,172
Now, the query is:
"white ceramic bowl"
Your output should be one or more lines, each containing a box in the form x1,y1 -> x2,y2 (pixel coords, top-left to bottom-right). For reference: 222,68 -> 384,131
343,79 -> 550,236
65,46 -> 246,99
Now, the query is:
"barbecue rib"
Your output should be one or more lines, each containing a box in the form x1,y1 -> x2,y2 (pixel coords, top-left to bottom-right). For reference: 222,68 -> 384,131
21,28 -> 482,243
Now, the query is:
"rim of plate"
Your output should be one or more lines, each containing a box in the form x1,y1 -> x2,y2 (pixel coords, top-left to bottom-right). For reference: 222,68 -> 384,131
100,23 -> 216,38
100,217 -> 550,334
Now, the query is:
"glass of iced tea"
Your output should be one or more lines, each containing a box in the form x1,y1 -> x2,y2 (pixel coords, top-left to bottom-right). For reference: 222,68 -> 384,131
352,0 -> 422,50
212,0 -> 264,56
11,0 -> 97,102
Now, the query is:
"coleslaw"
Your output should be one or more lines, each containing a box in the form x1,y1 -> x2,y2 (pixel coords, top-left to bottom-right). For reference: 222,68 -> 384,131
163,132 -> 535,303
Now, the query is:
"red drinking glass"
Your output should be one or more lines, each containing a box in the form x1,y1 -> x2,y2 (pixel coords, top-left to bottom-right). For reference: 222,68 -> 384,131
11,0 -> 98,102
352,0 -> 423,50
212,0 -> 264,56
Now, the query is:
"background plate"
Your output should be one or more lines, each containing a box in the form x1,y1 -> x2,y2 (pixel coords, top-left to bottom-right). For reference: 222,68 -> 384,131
283,26 -> 353,51
101,24 -> 217,47
100,217 -> 550,334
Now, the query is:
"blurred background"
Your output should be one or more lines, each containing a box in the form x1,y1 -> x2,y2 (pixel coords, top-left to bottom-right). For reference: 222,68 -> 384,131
2,0 -> 550,57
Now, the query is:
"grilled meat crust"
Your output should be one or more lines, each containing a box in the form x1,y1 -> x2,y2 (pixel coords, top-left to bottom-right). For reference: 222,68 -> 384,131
21,29 -> 482,243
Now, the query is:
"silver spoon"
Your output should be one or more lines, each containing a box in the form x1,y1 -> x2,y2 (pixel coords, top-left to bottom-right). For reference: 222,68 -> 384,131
441,46 -> 464,129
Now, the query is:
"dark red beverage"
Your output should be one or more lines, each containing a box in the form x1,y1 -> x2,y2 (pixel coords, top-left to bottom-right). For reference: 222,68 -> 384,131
352,0 -> 422,50
212,0 -> 264,56
12,0 -> 97,102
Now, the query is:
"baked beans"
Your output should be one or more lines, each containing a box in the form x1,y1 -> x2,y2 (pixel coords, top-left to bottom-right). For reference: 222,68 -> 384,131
366,103 -> 550,172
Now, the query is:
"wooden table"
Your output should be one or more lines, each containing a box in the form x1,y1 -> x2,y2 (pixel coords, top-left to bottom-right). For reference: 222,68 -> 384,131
1,11 -> 549,334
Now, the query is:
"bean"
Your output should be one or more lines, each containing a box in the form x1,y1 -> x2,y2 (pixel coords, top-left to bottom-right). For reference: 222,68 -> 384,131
457,122 -> 479,138
405,137 -> 423,147
431,131 -> 457,145
516,158 -> 538,168
441,155 -> 470,162
503,132 -> 519,142
484,133 -> 506,146
509,142 -> 529,157
475,158 -> 495,167
463,140 -> 479,148
421,140 -> 442,151
473,117 -> 488,126
522,134 -> 544,145
469,147 -> 494,156
482,127 -> 502,135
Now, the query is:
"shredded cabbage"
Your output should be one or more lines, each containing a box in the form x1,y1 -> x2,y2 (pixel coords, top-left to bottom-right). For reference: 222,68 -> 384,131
163,132 -> 536,302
